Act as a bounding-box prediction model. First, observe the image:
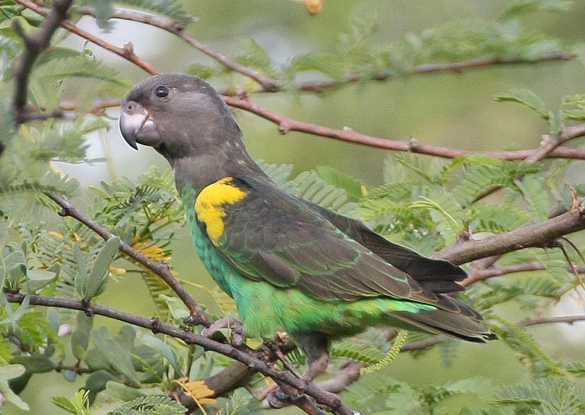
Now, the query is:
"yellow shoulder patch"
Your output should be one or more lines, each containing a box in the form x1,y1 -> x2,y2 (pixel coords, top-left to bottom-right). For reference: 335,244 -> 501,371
195,177 -> 248,245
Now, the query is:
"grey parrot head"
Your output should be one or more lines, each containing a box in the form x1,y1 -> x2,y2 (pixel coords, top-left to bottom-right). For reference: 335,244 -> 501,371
119,74 -> 242,162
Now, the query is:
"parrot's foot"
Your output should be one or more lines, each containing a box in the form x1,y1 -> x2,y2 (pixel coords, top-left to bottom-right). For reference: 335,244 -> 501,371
201,317 -> 246,347
267,388 -> 326,414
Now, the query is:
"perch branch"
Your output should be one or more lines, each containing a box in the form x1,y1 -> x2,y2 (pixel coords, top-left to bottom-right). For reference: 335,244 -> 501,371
434,201 -> 585,265
4,293 -> 355,415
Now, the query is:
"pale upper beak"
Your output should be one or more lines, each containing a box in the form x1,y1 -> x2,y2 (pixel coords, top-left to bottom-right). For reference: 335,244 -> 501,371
119,101 -> 162,149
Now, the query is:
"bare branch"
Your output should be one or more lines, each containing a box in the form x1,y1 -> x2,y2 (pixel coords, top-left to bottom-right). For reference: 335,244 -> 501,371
435,201 -> 585,265
44,193 -> 214,327
225,94 -> 585,159
520,315 -> 585,327
525,123 -> 585,162
463,262 -> 585,287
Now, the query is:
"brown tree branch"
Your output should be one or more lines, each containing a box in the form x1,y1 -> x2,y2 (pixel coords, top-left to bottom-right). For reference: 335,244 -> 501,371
14,0 -> 161,75
224,94 -> 585,159
4,293 -> 355,415
525,123 -> 585,162
71,6 -> 282,92
44,193 -> 214,327
298,53 -> 576,93
434,201 -> 585,265
520,315 -> 585,327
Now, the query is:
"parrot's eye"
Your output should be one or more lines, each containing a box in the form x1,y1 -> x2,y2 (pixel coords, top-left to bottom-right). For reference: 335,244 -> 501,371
155,85 -> 170,98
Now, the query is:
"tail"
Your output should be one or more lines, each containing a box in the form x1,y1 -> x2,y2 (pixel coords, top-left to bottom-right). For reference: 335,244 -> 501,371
390,308 -> 497,343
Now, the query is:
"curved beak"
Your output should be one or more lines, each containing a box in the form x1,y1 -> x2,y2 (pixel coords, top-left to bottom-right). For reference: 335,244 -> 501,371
119,101 -> 162,149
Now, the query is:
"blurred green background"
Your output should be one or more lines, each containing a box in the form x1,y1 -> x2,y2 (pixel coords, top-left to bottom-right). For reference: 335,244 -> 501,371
7,0 -> 585,413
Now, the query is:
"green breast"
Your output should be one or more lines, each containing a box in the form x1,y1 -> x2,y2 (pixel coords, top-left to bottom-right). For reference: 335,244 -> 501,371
181,189 -> 435,338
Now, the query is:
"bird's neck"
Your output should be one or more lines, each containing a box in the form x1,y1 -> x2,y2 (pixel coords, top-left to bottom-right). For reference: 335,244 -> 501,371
172,145 -> 266,199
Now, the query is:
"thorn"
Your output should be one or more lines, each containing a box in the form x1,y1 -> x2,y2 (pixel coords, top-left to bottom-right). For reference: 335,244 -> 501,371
564,182 -> 580,211
123,42 -> 135,57
150,317 -> 162,333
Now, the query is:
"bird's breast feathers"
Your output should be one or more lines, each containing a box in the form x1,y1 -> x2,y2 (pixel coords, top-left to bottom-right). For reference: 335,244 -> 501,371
195,177 -> 249,245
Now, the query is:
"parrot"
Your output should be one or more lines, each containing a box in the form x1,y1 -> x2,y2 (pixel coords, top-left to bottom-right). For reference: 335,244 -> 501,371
119,73 -> 495,386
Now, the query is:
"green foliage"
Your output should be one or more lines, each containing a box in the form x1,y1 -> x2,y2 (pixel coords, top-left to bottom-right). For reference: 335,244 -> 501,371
495,318 -> 567,377
496,378 -> 585,415
52,390 -> 92,415
108,395 -> 186,415
495,88 -> 566,134
0,0 -> 584,414
75,0 -> 191,28
331,341 -> 387,365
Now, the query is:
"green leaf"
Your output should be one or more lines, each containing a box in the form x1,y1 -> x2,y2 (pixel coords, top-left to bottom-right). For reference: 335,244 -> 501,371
501,0 -> 572,20
105,380 -> 144,401
292,171 -> 355,213
186,63 -> 216,80
140,334 -> 183,376
316,165 -> 365,199
0,363 -> 25,380
84,236 -> 120,300
11,355 -> 56,374
77,0 -> 114,29
331,341 -> 387,365
115,0 -> 191,22
74,244 -> 88,300
25,269 -> 57,292
514,175 -> 550,222
92,326 -> 140,386
548,110 -> 564,134
292,52 -> 346,80
108,395 -> 186,415
83,370 -> 117,404
0,364 -> 29,410
496,378 -> 583,415
72,313 -> 93,360
495,88 -> 549,119
236,39 -> 274,75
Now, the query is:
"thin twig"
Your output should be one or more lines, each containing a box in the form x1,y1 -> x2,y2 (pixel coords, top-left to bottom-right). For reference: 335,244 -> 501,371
525,123 -> 585,162
298,53 -> 576,93
520,315 -> 585,327
44,193 -> 214,327
462,262 -> 585,287
70,7 -> 575,95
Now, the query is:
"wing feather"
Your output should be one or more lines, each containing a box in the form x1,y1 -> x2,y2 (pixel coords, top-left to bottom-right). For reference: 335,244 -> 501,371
196,177 -> 472,315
